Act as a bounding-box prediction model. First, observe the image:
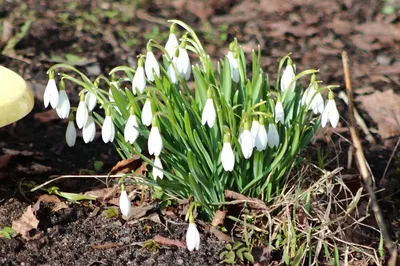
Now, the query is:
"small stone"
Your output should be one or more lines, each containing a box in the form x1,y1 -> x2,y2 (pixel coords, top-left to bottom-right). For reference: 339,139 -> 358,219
376,55 -> 391,66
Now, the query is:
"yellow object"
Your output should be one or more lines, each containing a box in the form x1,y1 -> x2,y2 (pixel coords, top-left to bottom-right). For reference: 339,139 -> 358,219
0,65 -> 34,127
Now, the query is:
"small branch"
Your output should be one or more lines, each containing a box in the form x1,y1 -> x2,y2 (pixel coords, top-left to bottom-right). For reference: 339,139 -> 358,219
153,235 -> 186,248
342,51 -> 397,266
224,190 -> 268,211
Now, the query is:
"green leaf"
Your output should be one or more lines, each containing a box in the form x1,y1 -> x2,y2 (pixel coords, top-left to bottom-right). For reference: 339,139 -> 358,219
103,207 -> 118,219
0,227 -> 16,239
222,56 -> 232,103
109,82 -> 129,118
243,252 -> 254,263
193,66 -> 207,107
94,161 -> 104,171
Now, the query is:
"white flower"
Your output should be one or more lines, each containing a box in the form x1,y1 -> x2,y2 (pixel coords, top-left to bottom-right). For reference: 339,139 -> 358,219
141,100 -> 153,126
152,156 -> 163,180
124,115 -> 139,144
176,47 -> 191,80
239,129 -> 254,159
321,99 -> 339,128
250,120 -> 260,140
167,57 -> 179,84
145,51 -> 160,82
44,79 -> 59,108
311,93 -> 325,114
165,33 -> 179,58
280,65 -> 296,92
65,121 -> 76,147
267,124 -> 280,148
275,101 -> 284,124
132,66 -> 146,94
301,85 -> 324,114
101,115 -> 115,143
186,223 -> 200,251
148,126 -> 163,156
85,91 -> 97,112
227,51 -> 239,83
221,142 -> 235,171
56,90 -> 70,119
255,125 -> 268,151
82,115 -> 96,143
119,190 -> 131,217
76,100 -> 88,129
201,98 -> 216,128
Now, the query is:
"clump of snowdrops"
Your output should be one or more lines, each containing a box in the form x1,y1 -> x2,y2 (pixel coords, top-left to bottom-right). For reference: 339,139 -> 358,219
44,20 -> 339,250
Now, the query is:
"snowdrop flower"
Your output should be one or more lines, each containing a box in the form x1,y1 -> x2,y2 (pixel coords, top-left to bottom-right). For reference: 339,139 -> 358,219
255,119 -> 268,151
119,188 -> 131,217
44,73 -> 59,108
85,91 -> 97,112
321,91 -> 340,128
201,90 -> 216,128
221,134 -> 235,172
132,58 -> 146,94
144,44 -> 160,82
148,121 -> 163,156
82,113 -> 96,143
56,84 -> 70,119
152,156 -> 163,180
275,100 -> 284,124
186,220 -> 200,251
124,112 -> 140,144
176,46 -> 191,80
65,118 -> 76,147
141,99 -> 153,126
165,24 -> 179,57
239,123 -> 254,159
227,42 -> 239,83
267,123 -> 280,148
101,110 -> 115,143
167,56 -> 179,84
280,59 -> 296,92
250,119 -> 260,140
302,75 -> 324,114
76,94 -> 88,129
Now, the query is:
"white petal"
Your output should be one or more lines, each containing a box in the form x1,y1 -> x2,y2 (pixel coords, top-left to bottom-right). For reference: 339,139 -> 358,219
321,100 -> 329,128
44,79 -> 59,109
267,124 -> 280,148
255,125 -> 268,151
311,93 -> 324,114
101,116 -> 115,143
124,115 -> 140,144
141,100 -> 153,126
167,62 -> 178,84
325,99 -> 339,128
177,48 -> 190,79
250,120 -> 260,140
186,223 -> 200,251
227,51 -> 239,83
152,156 -> 164,180
201,99 -> 216,128
221,142 -> 235,171
275,101 -> 285,124
165,33 -> 179,57
85,91 -> 97,111
56,90 -> 70,119
83,115 -> 96,143
65,121 -> 76,147
76,101 -> 88,129
280,65 -> 296,92
145,51 -> 160,82
148,126 -> 163,156
132,67 -> 146,94
239,130 -> 254,159
119,191 -> 131,217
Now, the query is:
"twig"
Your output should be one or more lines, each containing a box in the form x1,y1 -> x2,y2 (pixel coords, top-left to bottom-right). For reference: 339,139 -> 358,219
224,190 -> 268,210
153,235 -> 186,248
381,136 -> 400,180
342,51 -> 397,266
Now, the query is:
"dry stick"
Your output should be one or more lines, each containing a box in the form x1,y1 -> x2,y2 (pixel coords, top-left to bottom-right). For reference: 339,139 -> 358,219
342,51 -> 398,266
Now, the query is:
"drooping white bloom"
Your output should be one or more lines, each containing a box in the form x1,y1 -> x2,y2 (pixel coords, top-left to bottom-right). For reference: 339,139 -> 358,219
280,64 -> 296,92
227,51 -> 239,83
165,33 -> 179,58
76,100 -> 88,129
101,115 -> 115,143
275,101 -> 284,124
250,120 -> 260,140
141,100 -> 153,127
85,91 -> 97,112
221,142 -> 235,171
56,90 -> 70,119
119,190 -> 131,217
321,98 -> 339,128
255,125 -> 268,151
65,120 -> 76,147
167,57 -> 179,84
132,66 -> 146,94
176,47 -> 191,80
82,115 -> 96,143
201,98 -> 216,128
301,84 -> 324,114
145,51 -> 160,82
148,126 -> 163,156
239,129 -> 254,159
44,79 -> 59,108
186,223 -> 200,251
267,123 -> 280,148
124,115 -> 140,144
152,156 -> 163,180
311,93 -> 325,114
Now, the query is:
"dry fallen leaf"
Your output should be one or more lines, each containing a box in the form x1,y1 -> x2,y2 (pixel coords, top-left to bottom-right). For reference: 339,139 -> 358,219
0,154 -> 13,169
357,89 -> 400,138
108,156 -> 142,175
11,205 -> 40,240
